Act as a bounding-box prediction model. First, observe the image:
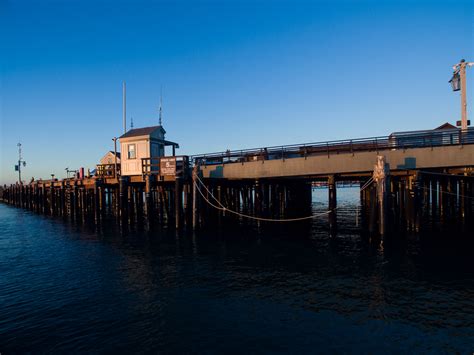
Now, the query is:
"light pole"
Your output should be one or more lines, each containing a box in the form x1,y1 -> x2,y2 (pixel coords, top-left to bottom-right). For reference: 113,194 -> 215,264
112,137 -> 118,178
15,142 -> 26,184
65,168 -> 78,179
450,59 -> 474,130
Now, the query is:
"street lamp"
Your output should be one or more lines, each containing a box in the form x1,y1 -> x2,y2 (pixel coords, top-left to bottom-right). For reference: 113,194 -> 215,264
15,142 -> 26,184
450,59 -> 474,130
65,167 -> 77,179
449,72 -> 460,91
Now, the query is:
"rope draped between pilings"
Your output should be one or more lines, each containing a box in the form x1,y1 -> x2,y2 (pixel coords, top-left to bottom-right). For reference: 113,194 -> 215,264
398,179 -> 474,200
360,177 -> 374,192
193,173 -> 341,222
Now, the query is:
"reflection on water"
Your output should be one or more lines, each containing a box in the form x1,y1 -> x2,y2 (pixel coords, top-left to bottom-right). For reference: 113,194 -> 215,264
0,188 -> 473,353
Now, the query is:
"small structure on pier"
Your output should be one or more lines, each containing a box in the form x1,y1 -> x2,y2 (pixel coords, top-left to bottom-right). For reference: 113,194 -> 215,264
388,122 -> 460,148
100,151 -> 121,165
119,125 -> 179,176
95,151 -> 122,177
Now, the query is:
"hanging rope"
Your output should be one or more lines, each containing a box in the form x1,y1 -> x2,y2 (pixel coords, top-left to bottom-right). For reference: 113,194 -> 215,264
418,183 -> 474,200
398,179 -> 474,200
194,173 -> 226,209
360,177 -> 374,192
418,170 -> 474,179
193,173 -> 339,222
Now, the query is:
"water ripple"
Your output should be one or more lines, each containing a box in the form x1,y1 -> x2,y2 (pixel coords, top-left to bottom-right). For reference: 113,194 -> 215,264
0,191 -> 473,353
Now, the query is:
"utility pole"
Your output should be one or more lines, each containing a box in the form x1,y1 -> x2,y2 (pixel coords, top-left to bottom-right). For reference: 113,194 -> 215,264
450,59 -> 474,130
112,137 -> 118,178
16,142 -> 26,184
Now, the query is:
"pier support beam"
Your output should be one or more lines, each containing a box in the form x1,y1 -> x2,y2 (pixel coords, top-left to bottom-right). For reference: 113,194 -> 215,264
145,175 -> 154,222
94,182 -> 100,224
119,176 -> 128,224
328,175 -> 337,236
175,177 -> 182,229
192,167 -> 198,230
413,172 -> 422,232
373,156 -> 390,236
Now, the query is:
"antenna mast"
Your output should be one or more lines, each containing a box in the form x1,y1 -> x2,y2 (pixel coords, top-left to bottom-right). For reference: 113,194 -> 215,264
123,81 -> 127,134
159,87 -> 163,126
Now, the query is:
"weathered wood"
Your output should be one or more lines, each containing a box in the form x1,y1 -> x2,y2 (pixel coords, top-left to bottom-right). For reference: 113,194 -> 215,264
328,175 -> 337,236
175,177 -> 182,229
192,168 -> 197,230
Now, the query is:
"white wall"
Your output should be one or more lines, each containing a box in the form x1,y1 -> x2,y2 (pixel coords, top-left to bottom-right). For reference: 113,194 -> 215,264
120,139 -> 150,176
100,152 -> 120,165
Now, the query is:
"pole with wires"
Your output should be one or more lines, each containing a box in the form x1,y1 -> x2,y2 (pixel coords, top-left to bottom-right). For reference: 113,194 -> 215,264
450,59 -> 473,130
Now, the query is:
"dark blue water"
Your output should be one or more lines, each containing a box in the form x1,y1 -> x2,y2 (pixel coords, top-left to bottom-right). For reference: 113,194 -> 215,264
1,188 -> 473,353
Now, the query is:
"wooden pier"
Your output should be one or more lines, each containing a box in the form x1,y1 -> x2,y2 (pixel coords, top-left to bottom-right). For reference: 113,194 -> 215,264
1,127 -> 473,236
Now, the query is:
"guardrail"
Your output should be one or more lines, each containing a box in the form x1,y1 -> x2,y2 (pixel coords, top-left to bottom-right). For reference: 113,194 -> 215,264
96,163 -> 120,178
191,128 -> 474,165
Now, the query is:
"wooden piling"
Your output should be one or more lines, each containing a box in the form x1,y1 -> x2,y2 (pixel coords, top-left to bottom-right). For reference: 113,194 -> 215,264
328,175 -> 337,236
192,167 -> 197,230
373,156 -> 390,236
175,177 -> 182,229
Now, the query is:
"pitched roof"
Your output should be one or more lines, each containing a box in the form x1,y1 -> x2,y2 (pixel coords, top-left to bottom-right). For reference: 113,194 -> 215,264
119,125 -> 164,138
108,151 -> 121,158
434,122 -> 457,130
391,122 -> 459,136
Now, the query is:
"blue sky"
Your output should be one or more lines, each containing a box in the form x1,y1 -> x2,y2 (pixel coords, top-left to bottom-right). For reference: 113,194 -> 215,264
1,0 -> 473,184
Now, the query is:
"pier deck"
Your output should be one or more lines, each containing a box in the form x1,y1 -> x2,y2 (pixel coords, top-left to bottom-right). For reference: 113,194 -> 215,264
198,143 -> 474,180
1,127 -> 473,234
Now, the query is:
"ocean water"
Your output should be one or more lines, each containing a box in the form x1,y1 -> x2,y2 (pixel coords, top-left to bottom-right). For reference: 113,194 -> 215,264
1,188 -> 473,353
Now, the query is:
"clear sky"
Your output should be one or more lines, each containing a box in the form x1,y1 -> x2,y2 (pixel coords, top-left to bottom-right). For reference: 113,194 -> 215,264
1,0 -> 473,184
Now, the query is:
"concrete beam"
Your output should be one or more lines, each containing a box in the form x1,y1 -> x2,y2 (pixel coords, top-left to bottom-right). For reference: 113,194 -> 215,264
200,145 -> 474,180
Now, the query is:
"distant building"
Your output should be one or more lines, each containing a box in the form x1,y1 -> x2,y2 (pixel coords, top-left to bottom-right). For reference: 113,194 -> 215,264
389,122 -> 460,148
434,122 -> 458,130
119,125 -> 179,176
95,151 -> 121,177
100,151 -> 121,165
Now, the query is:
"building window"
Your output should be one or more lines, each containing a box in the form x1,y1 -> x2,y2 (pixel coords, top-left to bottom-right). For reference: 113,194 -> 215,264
128,144 -> 136,159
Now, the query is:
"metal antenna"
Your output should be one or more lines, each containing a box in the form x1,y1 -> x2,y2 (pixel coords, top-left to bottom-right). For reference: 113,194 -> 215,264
123,81 -> 127,134
130,116 -> 134,129
159,87 -> 163,126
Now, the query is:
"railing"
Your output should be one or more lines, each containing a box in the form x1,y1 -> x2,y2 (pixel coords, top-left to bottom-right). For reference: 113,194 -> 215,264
141,157 -> 161,176
95,163 -> 120,178
142,156 -> 190,178
191,128 -> 474,165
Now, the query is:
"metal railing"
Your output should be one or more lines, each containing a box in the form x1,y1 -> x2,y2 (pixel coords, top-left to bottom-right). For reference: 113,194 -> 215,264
191,128 -> 474,165
95,163 -> 120,178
